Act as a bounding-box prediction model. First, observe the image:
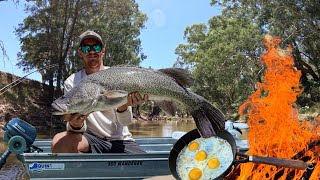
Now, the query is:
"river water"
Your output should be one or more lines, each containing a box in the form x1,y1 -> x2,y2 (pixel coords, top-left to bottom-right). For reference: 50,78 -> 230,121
0,119 -> 198,179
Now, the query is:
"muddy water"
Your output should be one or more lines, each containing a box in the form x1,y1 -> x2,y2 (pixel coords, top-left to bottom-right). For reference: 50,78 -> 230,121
0,119 -> 197,179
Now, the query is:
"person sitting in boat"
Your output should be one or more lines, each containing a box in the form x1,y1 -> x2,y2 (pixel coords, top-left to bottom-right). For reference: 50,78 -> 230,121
51,30 -> 148,154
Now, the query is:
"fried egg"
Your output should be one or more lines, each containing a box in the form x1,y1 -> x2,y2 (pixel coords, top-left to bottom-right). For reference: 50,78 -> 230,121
176,136 -> 234,180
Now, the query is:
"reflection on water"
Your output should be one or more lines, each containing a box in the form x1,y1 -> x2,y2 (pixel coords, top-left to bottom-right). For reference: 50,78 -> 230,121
129,119 -> 197,137
0,119 -> 197,179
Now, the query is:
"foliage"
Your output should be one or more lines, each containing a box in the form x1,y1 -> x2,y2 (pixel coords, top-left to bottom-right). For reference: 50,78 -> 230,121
15,0 -> 147,101
175,15 -> 263,114
175,0 -> 320,114
0,40 -> 9,61
88,0 -> 148,66
211,0 -> 320,107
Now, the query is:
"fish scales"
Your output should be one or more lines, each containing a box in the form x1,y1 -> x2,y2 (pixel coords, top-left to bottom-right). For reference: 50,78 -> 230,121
52,66 -> 226,137
87,67 -> 195,105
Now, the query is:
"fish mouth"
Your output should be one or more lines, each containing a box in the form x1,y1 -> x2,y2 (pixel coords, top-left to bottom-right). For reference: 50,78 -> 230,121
51,102 -> 68,115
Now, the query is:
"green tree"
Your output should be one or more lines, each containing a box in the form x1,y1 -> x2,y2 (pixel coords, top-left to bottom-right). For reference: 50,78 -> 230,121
211,0 -> 320,106
86,0 -> 147,66
15,0 -> 147,101
175,16 -> 263,114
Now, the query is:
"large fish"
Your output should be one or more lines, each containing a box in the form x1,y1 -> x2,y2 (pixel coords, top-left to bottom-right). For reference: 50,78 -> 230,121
51,66 -> 225,137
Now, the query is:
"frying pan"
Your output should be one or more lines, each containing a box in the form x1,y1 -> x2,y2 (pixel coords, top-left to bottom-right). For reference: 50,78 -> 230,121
169,129 -> 313,180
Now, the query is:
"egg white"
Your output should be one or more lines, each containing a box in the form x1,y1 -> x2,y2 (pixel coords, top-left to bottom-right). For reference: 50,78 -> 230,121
176,136 -> 234,180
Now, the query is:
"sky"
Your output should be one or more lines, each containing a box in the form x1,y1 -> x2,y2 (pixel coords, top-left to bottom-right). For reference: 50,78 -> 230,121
0,0 -> 221,82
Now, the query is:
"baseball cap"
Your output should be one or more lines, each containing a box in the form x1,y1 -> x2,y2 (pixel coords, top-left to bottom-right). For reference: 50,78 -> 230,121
79,30 -> 104,46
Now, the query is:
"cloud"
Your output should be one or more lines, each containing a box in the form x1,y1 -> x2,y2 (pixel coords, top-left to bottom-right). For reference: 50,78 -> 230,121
151,0 -> 161,5
151,9 -> 166,28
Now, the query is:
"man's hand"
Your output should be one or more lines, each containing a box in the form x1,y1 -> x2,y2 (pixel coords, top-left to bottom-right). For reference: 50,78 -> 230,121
63,113 -> 89,129
117,91 -> 149,112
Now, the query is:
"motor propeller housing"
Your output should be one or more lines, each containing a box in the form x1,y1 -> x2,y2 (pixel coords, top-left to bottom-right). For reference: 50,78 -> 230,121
1,118 -> 37,170
3,118 -> 37,147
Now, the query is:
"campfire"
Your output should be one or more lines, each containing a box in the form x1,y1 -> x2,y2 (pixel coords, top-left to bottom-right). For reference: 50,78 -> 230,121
233,35 -> 320,179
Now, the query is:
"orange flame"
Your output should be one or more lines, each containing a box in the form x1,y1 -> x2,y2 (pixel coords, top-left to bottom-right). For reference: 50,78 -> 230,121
236,35 -> 320,179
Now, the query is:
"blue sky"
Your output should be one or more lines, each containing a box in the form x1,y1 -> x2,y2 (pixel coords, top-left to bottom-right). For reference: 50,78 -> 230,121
0,0 -> 221,82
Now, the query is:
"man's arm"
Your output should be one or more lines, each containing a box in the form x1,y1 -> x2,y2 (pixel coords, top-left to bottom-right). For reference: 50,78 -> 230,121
65,113 -> 89,132
116,92 -> 148,126
117,92 -> 148,112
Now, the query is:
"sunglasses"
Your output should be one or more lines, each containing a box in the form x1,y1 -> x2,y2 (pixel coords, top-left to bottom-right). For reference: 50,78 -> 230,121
80,44 -> 103,54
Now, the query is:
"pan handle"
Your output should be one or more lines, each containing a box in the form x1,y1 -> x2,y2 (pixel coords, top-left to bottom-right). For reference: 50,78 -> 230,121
250,155 -> 311,170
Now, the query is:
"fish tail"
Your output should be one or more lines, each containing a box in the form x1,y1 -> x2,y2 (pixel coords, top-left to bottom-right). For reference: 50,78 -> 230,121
190,98 -> 225,138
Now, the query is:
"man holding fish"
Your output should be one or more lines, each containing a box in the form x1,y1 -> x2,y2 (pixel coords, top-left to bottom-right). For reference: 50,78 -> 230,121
51,30 -> 226,154
51,30 -> 148,153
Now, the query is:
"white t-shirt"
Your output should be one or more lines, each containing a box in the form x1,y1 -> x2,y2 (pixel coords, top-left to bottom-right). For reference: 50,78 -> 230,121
65,66 -> 133,141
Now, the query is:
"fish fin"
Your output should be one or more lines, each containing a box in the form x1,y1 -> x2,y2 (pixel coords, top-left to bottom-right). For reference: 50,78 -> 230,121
154,100 -> 177,116
158,68 -> 193,87
102,90 -> 128,99
94,90 -> 128,111
190,95 -> 225,138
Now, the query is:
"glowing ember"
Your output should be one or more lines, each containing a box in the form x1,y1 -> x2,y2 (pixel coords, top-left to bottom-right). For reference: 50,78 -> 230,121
236,35 -> 320,179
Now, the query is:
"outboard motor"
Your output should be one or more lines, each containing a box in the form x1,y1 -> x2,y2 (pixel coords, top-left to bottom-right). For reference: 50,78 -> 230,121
0,118 -> 38,170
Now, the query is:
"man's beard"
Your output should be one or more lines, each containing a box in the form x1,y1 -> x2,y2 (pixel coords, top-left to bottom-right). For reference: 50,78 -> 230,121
88,58 -> 101,68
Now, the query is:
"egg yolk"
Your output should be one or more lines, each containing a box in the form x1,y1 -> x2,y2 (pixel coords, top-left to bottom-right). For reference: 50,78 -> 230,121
195,150 -> 207,161
208,158 -> 220,169
188,168 -> 202,180
188,141 -> 199,151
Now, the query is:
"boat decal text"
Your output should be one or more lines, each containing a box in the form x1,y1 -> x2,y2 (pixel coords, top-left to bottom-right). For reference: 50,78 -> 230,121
107,161 -> 143,166
29,162 -> 65,173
